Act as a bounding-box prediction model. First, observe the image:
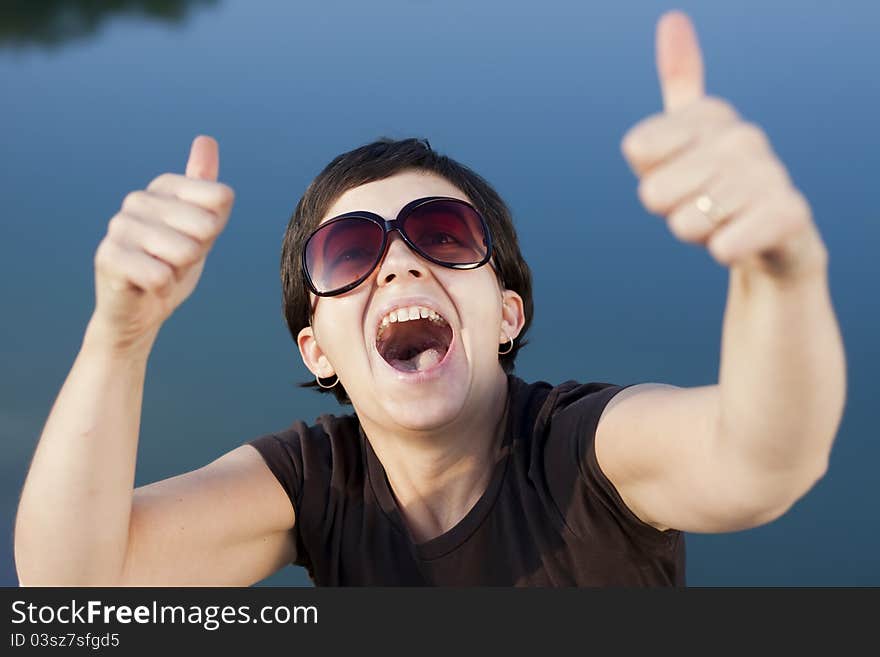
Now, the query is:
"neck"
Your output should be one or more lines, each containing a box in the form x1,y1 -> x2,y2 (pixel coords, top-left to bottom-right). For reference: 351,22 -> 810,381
361,371 -> 511,544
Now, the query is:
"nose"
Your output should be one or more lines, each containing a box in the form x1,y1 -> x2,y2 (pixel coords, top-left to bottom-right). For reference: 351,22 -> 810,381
375,232 -> 428,287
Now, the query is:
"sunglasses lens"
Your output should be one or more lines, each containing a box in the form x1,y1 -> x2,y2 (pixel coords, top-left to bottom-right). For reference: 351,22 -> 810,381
305,217 -> 384,294
402,200 -> 489,265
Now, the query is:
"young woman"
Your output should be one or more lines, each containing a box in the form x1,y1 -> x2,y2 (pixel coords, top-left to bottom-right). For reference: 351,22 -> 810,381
14,12 -> 845,586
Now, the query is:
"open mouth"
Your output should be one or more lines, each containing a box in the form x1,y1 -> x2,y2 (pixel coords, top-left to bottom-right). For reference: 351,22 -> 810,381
375,306 -> 453,373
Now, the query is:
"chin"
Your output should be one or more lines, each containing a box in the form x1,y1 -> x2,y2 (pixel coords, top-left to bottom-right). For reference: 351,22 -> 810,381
378,386 -> 470,431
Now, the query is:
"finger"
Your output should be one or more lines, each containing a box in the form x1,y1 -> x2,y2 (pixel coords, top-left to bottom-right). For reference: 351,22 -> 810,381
637,146 -> 719,216
95,238 -> 176,296
667,185 -> 752,246
121,190 -> 223,243
636,122 -> 775,215
146,173 -> 235,215
185,135 -> 220,181
706,187 -> 809,266
107,211 -> 205,275
656,10 -> 705,113
622,97 -> 738,176
666,162 -> 790,245
622,114 -> 694,178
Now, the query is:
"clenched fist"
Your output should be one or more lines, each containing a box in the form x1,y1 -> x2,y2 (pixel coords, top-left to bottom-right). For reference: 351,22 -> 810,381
90,135 -> 235,354
621,11 -> 828,282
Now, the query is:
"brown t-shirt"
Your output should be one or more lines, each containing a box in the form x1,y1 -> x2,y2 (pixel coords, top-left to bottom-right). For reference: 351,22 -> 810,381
247,374 -> 685,586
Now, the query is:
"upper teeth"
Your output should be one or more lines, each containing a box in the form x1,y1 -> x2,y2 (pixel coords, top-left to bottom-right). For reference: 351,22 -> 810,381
376,305 -> 447,340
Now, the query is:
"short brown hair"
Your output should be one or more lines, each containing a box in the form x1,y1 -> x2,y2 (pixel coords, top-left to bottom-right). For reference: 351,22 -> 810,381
281,137 -> 533,404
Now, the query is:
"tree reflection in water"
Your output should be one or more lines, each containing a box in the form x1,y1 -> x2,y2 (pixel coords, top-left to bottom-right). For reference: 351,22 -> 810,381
0,0 -> 220,49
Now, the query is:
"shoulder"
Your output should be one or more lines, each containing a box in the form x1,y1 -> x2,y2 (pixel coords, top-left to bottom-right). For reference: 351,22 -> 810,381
508,374 -> 632,463
245,411 -> 366,531
513,376 -> 681,547
513,375 -> 633,437
247,411 -> 364,483
296,411 -> 360,450
254,412 -> 361,448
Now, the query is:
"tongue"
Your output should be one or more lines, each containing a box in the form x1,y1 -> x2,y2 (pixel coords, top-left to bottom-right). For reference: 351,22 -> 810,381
391,347 -> 444,372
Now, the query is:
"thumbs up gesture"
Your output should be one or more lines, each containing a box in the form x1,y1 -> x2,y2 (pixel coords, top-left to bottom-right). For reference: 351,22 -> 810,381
89,135 -> 235,355
621,11 -> 828,281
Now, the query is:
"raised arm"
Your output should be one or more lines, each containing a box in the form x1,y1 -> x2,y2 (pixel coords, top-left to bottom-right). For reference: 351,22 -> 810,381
14,137 -> 296,585
594,12 -> 846,534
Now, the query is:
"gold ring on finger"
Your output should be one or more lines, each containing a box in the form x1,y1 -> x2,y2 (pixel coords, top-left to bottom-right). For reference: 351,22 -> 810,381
694,193 -> 733,227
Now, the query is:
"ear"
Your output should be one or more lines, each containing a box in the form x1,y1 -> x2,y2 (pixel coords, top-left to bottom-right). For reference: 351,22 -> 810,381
297,325 -> 336,378
499,289 -> 526,345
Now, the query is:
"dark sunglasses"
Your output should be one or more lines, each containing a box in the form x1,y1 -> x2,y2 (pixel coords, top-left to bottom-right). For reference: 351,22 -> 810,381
302,196 -> 494,297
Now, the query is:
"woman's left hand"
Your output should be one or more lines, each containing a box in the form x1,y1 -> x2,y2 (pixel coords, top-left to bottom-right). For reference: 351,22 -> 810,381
621,11 -> 828,283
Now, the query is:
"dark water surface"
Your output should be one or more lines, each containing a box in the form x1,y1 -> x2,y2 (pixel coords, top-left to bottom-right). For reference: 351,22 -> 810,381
2,0 -> 878,586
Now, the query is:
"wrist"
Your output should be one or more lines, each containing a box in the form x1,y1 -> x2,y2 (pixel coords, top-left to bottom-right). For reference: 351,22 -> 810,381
82,316 -> 159,363
733,226 -> 829,293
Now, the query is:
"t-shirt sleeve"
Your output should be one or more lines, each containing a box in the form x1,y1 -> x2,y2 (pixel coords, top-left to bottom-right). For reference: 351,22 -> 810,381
246,424 -> 310,568
544,382 -> 682,553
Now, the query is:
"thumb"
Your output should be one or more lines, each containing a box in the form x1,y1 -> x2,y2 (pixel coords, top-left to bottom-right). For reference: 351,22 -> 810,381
656,10 -> 705,112
185,135 -> 220,181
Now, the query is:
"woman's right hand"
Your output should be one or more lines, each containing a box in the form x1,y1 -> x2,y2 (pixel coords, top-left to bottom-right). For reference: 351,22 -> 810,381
89,135 -> 235,354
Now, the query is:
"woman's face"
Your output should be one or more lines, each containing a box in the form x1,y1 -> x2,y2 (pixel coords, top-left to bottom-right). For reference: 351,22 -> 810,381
297,169 -> 525,432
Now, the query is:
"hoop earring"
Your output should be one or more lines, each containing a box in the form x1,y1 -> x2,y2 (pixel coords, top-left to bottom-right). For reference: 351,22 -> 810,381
316,373 -> 339,389
498,335 -> 514,355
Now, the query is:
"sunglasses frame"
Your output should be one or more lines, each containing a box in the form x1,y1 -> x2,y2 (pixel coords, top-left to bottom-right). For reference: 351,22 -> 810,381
302,195 -> 495,297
